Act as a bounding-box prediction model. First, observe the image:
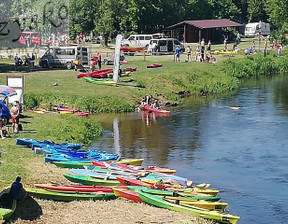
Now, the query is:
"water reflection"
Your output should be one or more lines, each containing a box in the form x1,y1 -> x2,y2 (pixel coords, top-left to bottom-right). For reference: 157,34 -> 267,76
91,74 -> 288,224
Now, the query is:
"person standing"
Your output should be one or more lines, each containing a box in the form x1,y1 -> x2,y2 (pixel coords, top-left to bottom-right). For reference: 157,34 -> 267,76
175,46 -> 181,62
207,40 -> 212,51
10,101 -> 20,134
9,176 -> 27,201
224,37 -> 228,51
97,52 -> 102,70
186,46 -> 192,62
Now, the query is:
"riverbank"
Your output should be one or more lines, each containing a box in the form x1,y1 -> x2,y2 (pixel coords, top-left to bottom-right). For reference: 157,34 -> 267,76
0,44 -> 286,223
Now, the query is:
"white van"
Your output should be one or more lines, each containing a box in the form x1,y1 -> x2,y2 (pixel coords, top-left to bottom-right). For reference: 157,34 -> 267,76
39,46 -> 90,69
245,22 -> 270,37
148,38 -> 185,53
121,33 -> 165,48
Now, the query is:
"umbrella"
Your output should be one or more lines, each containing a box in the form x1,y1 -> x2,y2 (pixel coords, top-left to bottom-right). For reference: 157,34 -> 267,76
0,85 -> 17,97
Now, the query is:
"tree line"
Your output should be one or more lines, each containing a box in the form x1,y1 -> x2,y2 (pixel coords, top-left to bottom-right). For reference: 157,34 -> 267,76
1,0 -> 288,43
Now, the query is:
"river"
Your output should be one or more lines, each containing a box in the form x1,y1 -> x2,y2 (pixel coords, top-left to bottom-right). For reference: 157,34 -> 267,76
91,74 -> 288,224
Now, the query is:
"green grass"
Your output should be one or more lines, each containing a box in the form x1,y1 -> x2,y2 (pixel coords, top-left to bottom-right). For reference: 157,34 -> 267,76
0,39 -> 287,189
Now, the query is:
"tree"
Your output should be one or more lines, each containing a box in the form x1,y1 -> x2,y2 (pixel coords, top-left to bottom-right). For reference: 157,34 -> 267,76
247,0 -> 268,22
266,0 -> 288,32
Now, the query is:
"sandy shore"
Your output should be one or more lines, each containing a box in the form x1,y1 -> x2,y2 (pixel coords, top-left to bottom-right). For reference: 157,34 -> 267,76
11,197 -> 210,224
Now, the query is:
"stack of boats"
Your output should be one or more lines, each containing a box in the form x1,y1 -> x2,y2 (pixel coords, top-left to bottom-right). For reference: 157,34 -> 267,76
15,138 -> 119,163
12,138 -> 240,224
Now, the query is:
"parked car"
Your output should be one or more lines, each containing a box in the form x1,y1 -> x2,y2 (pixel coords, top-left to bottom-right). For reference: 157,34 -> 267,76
147,38 -> 185,53
39,46 -> 90,69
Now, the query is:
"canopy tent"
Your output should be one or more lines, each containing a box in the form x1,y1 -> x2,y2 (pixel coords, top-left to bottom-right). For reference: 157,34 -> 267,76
0,85 -> 17,97
166,19 -> 243,43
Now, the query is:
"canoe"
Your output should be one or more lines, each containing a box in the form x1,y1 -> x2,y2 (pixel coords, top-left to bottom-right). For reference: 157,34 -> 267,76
34,184 -> 116,193
64,174 -> 121,186
147,63 -> 163,68
53,158 -> 144,168
138,192 -> 240,224
83,77 -> 117,86
143,104 -> 170,114
113,188 -> 144,203
26,188 -> 116,202
0,189 -> 17,221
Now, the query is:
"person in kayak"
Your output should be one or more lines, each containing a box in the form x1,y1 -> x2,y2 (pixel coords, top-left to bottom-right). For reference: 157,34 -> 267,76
151,100 -> 160,109
9,176 -> 27,201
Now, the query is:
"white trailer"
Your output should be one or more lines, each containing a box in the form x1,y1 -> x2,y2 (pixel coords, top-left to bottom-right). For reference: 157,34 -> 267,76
245,22 -> 270,37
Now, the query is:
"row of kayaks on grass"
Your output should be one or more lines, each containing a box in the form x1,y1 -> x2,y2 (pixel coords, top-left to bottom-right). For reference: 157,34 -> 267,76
23,183 -> 240,224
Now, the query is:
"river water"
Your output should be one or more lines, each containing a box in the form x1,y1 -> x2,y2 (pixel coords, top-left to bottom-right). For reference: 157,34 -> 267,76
91,74 -> 288,224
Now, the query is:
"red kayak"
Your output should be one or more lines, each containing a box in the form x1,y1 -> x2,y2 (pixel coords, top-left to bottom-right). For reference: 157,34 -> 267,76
120,46 -> 146,52
147,63 -> 162,68
143,104 -> 170,114
34,184 -> 116,193
117,177 -> 155,188
74,112 -> 89,117
113,187 -> 145,203
124,67 -> 137,72
57,106 -> 79,113
77,69 -> 113,78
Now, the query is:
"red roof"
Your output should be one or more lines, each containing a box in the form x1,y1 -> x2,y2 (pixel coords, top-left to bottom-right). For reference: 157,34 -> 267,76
167,19 -> 242,29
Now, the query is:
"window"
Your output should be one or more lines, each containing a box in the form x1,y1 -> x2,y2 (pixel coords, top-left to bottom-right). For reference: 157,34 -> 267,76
145,36 -> 152,40
174,40 -> 180,45
139,36 -> 144,40
159,40 -> 167,46
128,36 -> 135,41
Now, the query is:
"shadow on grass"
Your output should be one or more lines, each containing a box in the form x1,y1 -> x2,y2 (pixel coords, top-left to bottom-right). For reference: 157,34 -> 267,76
10,195 -> 43,222
0,64 -> 69,73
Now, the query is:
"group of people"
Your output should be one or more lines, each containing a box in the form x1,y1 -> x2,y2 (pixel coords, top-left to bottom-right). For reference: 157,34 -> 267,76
14,53 -> 36,69
89,52 -> 102,71
140,95 -> 161,110
0,101 -> 20,139
176,39 -> 216,64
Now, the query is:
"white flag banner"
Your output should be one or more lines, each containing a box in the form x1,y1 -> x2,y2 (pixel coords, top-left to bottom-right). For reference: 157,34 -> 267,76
113,34 -> 123,83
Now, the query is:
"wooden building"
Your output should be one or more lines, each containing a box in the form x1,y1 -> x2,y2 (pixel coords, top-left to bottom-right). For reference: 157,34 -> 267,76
166,19 -> 243,43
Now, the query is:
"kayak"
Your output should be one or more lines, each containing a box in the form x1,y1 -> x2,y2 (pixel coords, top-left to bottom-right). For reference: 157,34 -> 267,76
77,69 -> 113,78
0,188 -> 17,221
138,192 -> 240,224
34,184 -> 115,193
53,158 -> 144,168
74,112 -> 89,117
15,138 -> 83,149
116,177 -> 155,188
64,174 -> 121,186
83,77 -> 117,86
143,104 -> 170,114
120,46 -> 146,52
113,188 -> 145,203
128,187 -> 220,201
147,63 -> 163,68
26,188 -> 116,202
213,50 -> 236,55
124,67 -> 137,72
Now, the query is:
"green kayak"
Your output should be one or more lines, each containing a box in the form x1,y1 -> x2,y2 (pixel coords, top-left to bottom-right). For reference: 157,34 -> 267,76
138,191 -> 240,224
54,158 -> 144,168
64,174 -> 121,186
0,189 -> 17,221
84,77 -> 117,86
26,188 -> 116,202
128,187 -> 220,201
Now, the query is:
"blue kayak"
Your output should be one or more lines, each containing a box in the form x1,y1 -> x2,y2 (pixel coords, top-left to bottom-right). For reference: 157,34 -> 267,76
16,138 -> 83,150
44,153 -> 119,163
